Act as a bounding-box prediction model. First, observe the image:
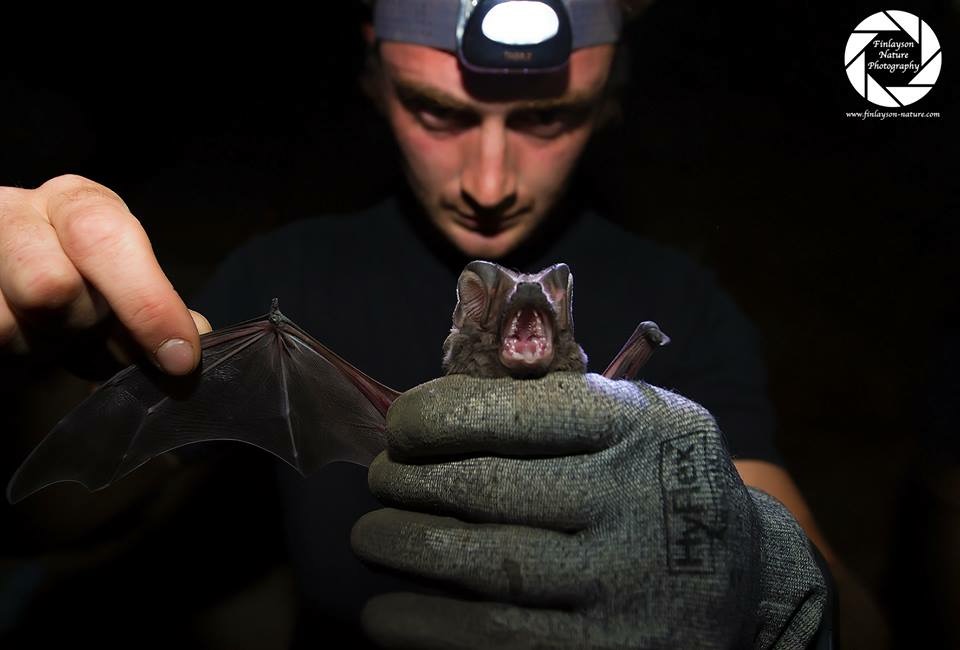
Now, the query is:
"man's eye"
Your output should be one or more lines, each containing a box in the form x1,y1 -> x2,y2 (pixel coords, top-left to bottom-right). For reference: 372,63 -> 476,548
413,104 -> 476,131
509,108 -> 587,138
532,109 -> 562,124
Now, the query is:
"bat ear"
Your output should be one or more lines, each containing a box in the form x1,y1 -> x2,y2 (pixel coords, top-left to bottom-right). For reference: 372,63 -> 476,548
452,261 -> 504,328
537,264 -> 575,333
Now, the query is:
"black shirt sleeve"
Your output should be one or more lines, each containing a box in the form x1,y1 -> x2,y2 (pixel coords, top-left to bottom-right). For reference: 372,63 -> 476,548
189,222 -> 311,327
653,263 -> 781,465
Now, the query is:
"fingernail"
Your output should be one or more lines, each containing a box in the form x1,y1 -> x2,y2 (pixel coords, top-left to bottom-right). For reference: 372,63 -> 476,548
155,338 -> 195,375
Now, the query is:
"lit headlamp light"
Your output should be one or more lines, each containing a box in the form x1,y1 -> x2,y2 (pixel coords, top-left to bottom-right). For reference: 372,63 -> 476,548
374,0 -> 622,74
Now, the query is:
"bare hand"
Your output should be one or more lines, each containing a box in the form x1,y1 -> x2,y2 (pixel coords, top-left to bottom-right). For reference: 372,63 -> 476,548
0,174 -> 210,375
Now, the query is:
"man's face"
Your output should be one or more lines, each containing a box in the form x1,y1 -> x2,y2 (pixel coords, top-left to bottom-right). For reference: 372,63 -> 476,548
374,41 -> 616,259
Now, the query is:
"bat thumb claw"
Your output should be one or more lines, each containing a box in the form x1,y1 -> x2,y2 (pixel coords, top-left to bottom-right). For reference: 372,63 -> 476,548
639,321 -> 670,346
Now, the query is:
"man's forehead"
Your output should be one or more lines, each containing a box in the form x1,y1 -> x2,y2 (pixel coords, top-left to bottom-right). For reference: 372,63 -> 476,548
379,41 -> 615,105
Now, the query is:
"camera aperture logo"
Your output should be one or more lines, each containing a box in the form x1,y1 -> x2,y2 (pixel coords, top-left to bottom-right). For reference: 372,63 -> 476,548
844,10 -> 941,107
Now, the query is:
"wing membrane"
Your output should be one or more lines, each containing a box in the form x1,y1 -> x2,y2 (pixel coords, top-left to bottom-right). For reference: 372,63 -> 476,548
7,301 -> 398,504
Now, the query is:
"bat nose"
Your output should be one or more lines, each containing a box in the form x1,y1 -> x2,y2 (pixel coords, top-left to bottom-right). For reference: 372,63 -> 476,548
515,282 -> 545,302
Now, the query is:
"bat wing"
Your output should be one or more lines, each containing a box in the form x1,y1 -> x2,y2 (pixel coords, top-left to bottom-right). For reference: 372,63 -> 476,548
602,321 -> 671,380
7,299 -> 399,504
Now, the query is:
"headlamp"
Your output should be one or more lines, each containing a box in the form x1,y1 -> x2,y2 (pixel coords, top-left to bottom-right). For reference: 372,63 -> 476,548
374,0 -> 622,74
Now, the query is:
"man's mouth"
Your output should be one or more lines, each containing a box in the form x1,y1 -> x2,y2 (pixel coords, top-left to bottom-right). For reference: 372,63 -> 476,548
499,306 -> 554,374
452,209 -> 525,235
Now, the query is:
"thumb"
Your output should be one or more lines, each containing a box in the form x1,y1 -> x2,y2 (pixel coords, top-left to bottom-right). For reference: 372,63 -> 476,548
102,309 -> 211,372
189,309 -> 212,335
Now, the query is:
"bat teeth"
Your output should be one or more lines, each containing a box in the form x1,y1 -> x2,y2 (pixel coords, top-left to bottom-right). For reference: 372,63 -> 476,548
500,337 -> 554,363
533,311 -> 544,337
505,308 -> 549,339
499,307 -> 557,376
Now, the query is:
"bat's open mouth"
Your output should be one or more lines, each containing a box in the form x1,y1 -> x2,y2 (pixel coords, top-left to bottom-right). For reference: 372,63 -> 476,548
499,306 -> 555,375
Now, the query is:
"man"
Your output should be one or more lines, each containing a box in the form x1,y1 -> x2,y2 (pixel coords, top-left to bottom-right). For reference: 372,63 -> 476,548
1,1 -> 841,647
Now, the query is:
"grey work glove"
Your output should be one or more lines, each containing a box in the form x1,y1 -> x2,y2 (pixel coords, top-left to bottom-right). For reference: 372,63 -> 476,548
351,373 -> 826,649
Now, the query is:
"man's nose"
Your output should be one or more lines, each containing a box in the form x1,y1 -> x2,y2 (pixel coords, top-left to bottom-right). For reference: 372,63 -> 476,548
460,120 -> 518,213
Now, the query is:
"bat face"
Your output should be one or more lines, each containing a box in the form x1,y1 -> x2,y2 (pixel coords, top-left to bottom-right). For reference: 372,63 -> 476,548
442,261 -> 588,378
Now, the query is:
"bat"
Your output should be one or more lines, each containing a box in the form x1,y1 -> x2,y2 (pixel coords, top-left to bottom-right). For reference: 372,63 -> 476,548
6,261 -> 669,504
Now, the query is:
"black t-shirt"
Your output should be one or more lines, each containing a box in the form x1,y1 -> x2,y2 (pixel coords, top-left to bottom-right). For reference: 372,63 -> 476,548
192,194 -> 780,645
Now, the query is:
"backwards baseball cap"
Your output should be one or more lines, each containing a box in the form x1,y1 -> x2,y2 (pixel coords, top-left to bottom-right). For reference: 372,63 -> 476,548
373,0 -> 622,74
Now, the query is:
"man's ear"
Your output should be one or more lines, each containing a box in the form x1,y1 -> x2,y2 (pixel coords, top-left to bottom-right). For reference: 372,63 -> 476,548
359,21 -> 386,114
361,21 -> 375,48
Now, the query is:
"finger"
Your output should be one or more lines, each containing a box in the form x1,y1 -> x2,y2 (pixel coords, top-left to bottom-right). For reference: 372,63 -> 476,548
0,188 -> 105,332
362,593 -> 587,649
386,373 -> 640,459
351,508 -> 592,606
368,451 -> 600,531
39,176 -> 200,375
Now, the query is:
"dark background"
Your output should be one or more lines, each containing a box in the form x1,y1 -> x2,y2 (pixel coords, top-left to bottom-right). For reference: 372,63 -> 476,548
1,1 -> 957,647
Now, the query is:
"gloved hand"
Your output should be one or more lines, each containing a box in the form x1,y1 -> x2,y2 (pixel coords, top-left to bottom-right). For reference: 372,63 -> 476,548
351,373 -> 826,649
